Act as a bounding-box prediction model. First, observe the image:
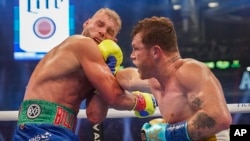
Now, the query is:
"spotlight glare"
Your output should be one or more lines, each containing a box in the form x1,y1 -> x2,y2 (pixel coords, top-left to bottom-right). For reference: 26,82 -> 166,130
208,2 -> 219,8
173,4 -> 181,10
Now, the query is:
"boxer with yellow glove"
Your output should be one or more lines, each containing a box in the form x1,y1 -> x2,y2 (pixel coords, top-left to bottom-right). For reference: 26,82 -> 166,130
98,40 -> 157,118
98,39 -> 123,75
94,39 -> 123,95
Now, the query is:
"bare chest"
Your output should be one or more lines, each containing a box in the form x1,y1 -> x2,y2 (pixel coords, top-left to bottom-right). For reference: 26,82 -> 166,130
151,85 -> 193,123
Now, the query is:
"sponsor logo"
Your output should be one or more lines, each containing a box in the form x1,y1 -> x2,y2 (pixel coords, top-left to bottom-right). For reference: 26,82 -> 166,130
33,17 -> 56,39
27,104 -> 41,119
29,132 -> 52,141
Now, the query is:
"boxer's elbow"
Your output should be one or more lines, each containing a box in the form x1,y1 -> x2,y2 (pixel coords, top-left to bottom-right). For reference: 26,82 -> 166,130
86,110 -> 107,124
88,116 -> 105,124
223,116 -> 232,129
217,113 -> 232,130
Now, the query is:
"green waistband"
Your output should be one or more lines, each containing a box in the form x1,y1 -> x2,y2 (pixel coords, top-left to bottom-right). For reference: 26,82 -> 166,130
18,100 -> 77,131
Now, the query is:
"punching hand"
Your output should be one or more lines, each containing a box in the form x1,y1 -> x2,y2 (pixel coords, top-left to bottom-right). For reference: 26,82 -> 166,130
98,39 -> 123,74
141,118 -> 191,141
132,91 -> 157,118
141,118 -> 167,141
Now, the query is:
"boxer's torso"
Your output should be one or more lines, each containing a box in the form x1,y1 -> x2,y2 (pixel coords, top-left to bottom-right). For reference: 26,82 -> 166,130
24,36 -> 96,113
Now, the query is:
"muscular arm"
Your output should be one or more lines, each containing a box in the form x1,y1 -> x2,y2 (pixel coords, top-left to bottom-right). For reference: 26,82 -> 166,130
86,92 -> 108,124
73,36 -> 135,110
115,67 -> 151,93
179,61 -> 232,140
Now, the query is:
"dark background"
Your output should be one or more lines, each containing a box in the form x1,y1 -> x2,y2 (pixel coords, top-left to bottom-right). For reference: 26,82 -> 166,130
0,0 -> 250,140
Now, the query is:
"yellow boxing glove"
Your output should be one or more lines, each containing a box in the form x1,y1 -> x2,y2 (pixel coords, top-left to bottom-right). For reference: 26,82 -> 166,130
98,39 -> 123,74
132,91 -> 157,118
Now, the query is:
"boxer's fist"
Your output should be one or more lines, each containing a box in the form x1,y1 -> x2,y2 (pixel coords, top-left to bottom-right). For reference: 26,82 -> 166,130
141,118 -> 167,141
132,91 -> 157,118
98,39 -> 123,74
141,119 -> 191,141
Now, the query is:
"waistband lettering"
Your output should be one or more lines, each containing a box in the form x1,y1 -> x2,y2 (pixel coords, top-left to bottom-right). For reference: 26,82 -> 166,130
54,106 -> 76,130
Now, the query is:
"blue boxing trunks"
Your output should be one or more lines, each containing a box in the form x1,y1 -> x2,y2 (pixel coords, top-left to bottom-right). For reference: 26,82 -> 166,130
13,100 -> 79,141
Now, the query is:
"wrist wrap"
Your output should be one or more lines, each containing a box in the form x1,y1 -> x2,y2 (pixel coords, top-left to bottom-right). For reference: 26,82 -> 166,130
166,121 -> 191,141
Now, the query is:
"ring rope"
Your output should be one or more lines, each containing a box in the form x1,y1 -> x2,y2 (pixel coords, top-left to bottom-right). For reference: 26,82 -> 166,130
0,103 -> 249,121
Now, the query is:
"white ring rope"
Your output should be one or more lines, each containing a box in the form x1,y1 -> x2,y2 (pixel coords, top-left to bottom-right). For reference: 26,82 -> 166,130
0,103 -> 249,121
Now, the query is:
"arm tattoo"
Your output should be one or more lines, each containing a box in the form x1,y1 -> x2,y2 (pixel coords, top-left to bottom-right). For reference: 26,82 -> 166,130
193,113 -> 216,129
192,98 -> 202,110
191,98 -> 216,129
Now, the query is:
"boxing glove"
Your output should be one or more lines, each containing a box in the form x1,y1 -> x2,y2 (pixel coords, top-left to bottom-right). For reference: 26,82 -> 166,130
98,39 -> 123,74
141,118 -> 167,141
132,91 -> 157,118
141,119 -> 191,141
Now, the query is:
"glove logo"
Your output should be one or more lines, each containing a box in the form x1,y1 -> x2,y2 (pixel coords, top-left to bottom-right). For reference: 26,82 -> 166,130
27,104 -> 41,119
148,128 -> 162,141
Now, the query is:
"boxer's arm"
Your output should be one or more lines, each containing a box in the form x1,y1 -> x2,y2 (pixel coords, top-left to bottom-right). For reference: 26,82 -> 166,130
141,118 -> 191,141
141,118 -> 219,141
74,37 -> 156,117
177,61 -> 232,140
86,40 -> 123,123
86,92 -> 108,124
73,37 -> 135,111
116,67 -> 151,93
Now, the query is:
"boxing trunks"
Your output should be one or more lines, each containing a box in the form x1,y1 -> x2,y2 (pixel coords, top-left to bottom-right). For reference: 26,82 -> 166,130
13,100 -> 79,141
